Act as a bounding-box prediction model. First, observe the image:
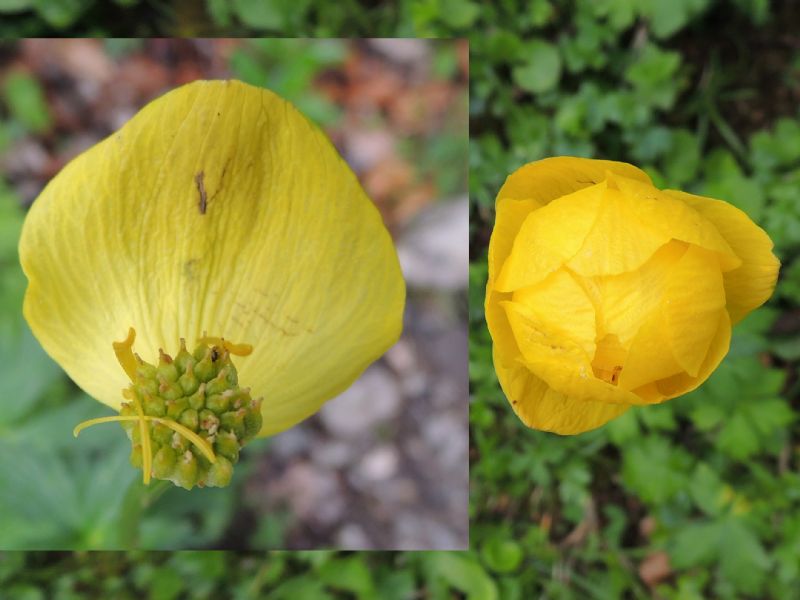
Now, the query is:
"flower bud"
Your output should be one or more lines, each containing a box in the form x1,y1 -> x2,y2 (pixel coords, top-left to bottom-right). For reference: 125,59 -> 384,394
205,456 -> 233,488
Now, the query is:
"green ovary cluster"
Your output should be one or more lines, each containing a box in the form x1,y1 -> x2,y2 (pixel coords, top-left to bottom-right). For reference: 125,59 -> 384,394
120,340 -> 262,490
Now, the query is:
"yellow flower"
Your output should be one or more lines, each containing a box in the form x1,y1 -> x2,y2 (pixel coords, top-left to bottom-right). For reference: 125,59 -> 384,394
19,80 -> 405,487
485,157 -> 779,435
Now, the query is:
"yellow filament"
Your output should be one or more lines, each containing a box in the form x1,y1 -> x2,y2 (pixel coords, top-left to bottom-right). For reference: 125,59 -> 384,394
133,396 -> 152,485
113,327 -> 139,381
197,335 -> 253,356
73,415 -> 217,464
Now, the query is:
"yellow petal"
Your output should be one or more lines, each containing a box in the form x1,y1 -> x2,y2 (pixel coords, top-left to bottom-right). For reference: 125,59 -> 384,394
664,190 -> 780,324
512,269 -> 596,358
566,187 -> 671,277
502,299 -> 640,405
495,183 -> 604,292
617,310 -> 685,395
19,80 -> 405,437
497,156 -> 652,204
612,174 -> 741,271
487,197 -> 540,285
493,346 -> 629,435
589,240 -> 688,347
663,245 -> 726,377
485,289 -> 520,369
656,310 -> 731,398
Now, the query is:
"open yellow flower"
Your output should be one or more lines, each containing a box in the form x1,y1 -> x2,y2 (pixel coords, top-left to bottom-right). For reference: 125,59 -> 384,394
19,80 -> 405,487
486,157 -> 779,435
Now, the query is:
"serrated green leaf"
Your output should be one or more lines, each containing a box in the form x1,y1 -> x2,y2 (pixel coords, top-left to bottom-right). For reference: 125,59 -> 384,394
0,0 -> 32,11
716,412 -> 760,459
318,557 -> 376,599
438,0 -> 480,29
513,41 -> 562,94
670,521 -> 721,568
621,436 -> 691,504
481,538 -> 523,574
718,518 -> 770,594
426,553 -> 498,600
1,71 -> 52,133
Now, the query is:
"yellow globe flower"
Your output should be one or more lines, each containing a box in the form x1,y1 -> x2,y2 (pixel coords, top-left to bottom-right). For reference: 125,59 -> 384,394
19,80 -> 405,487
485,157 -> 779,435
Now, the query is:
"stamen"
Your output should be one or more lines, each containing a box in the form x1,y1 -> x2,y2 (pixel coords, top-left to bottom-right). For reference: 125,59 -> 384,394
73,415 -> 217,464
81,328 -> 257,489
198,335 -> 253,356
113,327 -> 139,381
134,396 -> 152,485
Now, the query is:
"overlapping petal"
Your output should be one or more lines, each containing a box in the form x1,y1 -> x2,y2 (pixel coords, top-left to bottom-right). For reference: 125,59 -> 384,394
20,80 -> 405,437
493,346 -> 629,435
486,156 -> 779,435
496,156 -> 652,204
495,183 -> 604,292
665,190 -> 780,324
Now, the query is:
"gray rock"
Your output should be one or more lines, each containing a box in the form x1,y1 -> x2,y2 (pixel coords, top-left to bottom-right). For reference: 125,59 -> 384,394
336,523 -> 372,549
319,365 -> 401,438
356,445 -> 399,482
368,39 -> 431,66
397,197 -> 468,291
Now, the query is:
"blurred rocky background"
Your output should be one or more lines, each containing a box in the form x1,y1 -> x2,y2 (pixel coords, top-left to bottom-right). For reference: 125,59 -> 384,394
0,38 -> 467,550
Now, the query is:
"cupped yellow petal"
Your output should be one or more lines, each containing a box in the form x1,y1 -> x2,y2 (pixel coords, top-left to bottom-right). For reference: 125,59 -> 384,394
617,311 -> 685,396
588,240 -> 688,347
512,269 -> 596,358
487,197 -> 541,285
566,187 -> 670,277
656,310 -> 731,398
502,299 -> 640,406
611,174 -> 741,271
19,80 -> 405,437
663,245 -> 726,377
664,190 -> 780,324
493,346 -> 629,435
497,156 -> 652,204
495,183 -> 604,292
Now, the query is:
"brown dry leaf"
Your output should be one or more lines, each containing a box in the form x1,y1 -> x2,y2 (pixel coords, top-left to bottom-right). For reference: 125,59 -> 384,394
639,551 -> 672,587
363,156 -> 413,205
393,181 -> 436,226
639,515 -> 657,538
389,81 -> 453,134
114,55 -> 170,103
21,39 -> 113,85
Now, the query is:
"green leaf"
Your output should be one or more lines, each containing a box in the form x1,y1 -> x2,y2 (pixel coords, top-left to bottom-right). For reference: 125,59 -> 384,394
233,0 -> 290,29
662,129 -> 700,184
592,0 -> 638,31
689,463 -> 727,516
716,412 -> 760,459
606,409 -> 640,445
147,567 -> 184,600
318,557 -> 376,599
33,0 -> 90,28
670,521 -> 720,568
689,403 -> 725,431
1,72 -> 52,133
481,537 -> 524,574
426,553 -> 498,600
438,0 -> 480,29
718,518 -> 771,594
512,40 -> 562,94
206,0 -> 232,26
0,323 -> 62,428
645,0 -> 711,39
0,0 -> 32,11
625,44 -> 682,109
621,436 -> 691,504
